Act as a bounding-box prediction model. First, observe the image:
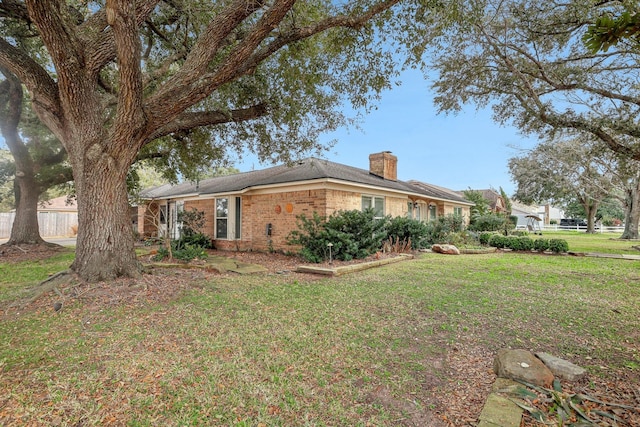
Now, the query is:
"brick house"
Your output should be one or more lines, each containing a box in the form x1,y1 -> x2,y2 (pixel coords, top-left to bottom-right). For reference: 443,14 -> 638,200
137,152 -> 473,252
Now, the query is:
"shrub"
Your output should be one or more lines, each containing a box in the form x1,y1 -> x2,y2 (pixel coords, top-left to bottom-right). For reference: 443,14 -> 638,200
287,212 -> 329,263
534,238 -> 550,252
503,236 -> 521,251
175,232 -> 213,250
423,214 -> 465,244
324,209 -> 388,260
488,234 -> 507,249
549,238 -> 569,253
287,209 -> 388,263
516,236 -> 534,251
386,216 -> 430,249
152,240 -> 209,262
479,232 -> 493,245
468,214 -> 507,232
445,230 -> 479,247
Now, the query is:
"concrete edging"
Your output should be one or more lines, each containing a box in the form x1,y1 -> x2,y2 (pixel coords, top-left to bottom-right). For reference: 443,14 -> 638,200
295,254 -> 414,276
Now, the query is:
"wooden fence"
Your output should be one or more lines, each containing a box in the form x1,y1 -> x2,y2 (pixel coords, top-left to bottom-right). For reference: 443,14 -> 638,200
0,212 -> 78,239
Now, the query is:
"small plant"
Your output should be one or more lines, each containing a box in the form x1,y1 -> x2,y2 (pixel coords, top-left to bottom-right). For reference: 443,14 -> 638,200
382,236 -> 412,253
549,238 -> 569,253
534,238 -> 550,252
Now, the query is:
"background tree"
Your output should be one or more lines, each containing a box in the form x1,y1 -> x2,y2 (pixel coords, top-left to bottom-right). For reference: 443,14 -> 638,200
0,67 -> 72,245
508,137 -> 616,233
462,188 -> 490,222
427,0 -> 640,162
0,0 -> 441,281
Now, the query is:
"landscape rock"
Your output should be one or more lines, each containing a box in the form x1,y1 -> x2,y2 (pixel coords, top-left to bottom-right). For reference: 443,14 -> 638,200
431,244 -> 460,255
493,349 -> 554,387
535,352 -> 588,382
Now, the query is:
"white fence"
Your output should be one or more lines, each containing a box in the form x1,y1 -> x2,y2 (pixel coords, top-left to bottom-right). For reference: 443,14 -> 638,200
517,224 -> 626,234
0,212 -> 78,238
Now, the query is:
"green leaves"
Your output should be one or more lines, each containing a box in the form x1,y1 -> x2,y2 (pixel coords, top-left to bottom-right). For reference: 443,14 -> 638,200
583,12 -> 640,53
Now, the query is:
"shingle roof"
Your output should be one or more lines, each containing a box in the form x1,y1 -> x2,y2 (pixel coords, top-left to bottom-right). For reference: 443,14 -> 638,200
407,181 -> 471,204
140,157 -> 472,205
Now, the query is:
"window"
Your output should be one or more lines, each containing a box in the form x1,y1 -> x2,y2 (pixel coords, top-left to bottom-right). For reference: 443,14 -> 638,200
429,204 -> 437,221
215,196 -> 241,240
362,195 -> 384,218
407,202 -> 414,219
215,198 -> 228,239
454,207 -> 463,216
159,205 -> 167,224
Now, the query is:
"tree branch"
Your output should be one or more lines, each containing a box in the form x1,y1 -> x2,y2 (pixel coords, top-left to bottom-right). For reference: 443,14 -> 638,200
0,41 -> 62,132
148,103 -> 269,141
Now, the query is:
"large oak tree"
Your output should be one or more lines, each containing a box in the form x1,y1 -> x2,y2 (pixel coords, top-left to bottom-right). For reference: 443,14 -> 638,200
0,0 -> 435,281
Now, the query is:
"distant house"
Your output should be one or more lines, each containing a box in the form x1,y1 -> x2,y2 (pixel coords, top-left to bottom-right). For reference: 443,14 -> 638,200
138,152 -> 473,252
511,201 -> 564,227
38,195 -> 77,213
463,188 -> 508,214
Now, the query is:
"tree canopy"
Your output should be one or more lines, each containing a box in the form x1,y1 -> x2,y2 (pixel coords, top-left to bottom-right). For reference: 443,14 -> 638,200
427,0 -> 640,162
0,0 -> 442,281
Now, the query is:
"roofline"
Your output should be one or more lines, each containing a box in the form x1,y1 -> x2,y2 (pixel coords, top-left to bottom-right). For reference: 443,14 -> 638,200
140,177 -> 473,205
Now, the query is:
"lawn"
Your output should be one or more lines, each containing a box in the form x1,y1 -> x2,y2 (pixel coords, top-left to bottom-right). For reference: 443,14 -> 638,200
0,237 -> 638,426
537,230 -> 640,255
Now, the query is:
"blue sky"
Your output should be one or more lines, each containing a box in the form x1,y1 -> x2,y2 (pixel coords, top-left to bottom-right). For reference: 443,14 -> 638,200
235,68 -> 537,196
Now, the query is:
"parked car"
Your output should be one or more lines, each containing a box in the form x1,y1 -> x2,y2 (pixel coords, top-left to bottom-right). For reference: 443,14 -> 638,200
560,218 -> 587,227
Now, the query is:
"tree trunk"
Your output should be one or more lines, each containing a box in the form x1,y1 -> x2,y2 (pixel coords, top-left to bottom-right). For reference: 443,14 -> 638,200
7,172 -> 45,245
71,155 -> 140,282
0,67 -> 45,245
583,200 -> 599,234
621,178 -> 640,239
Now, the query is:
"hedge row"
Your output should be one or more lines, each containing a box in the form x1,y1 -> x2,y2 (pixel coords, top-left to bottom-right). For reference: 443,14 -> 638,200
480,233 -> 569,253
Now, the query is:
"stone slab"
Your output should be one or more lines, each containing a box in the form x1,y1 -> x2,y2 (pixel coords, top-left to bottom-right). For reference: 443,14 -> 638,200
478,393 -> 523,427
535,352 -> 588,382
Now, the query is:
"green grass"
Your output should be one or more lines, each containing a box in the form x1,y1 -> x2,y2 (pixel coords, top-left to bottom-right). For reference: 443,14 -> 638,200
0,250 -> 74,302
539,230 -> 640,254
1,237 -> 639,426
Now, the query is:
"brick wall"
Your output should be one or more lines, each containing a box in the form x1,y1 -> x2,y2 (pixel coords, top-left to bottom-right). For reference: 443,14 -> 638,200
184,199 -> 216,236
242,189 -> 329,252
140,186 -> 468,252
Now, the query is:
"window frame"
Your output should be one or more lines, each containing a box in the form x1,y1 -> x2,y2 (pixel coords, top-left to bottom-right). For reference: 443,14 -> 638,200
215,197 -> 229,239
362,194 -> 385,219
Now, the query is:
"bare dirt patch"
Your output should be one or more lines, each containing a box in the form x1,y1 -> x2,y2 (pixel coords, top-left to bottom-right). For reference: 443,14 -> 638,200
0,242 -> 65,263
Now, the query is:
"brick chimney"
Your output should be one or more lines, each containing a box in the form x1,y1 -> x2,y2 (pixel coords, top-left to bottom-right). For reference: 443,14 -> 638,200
369,151 -> 397,181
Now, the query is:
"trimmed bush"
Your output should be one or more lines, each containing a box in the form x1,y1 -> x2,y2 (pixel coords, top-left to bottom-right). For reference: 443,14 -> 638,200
549,238 -> 569,253
479,232 -> 493,245
516,236 -> 534,251
534,238 -> 550,252
488,234 -> 507,249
